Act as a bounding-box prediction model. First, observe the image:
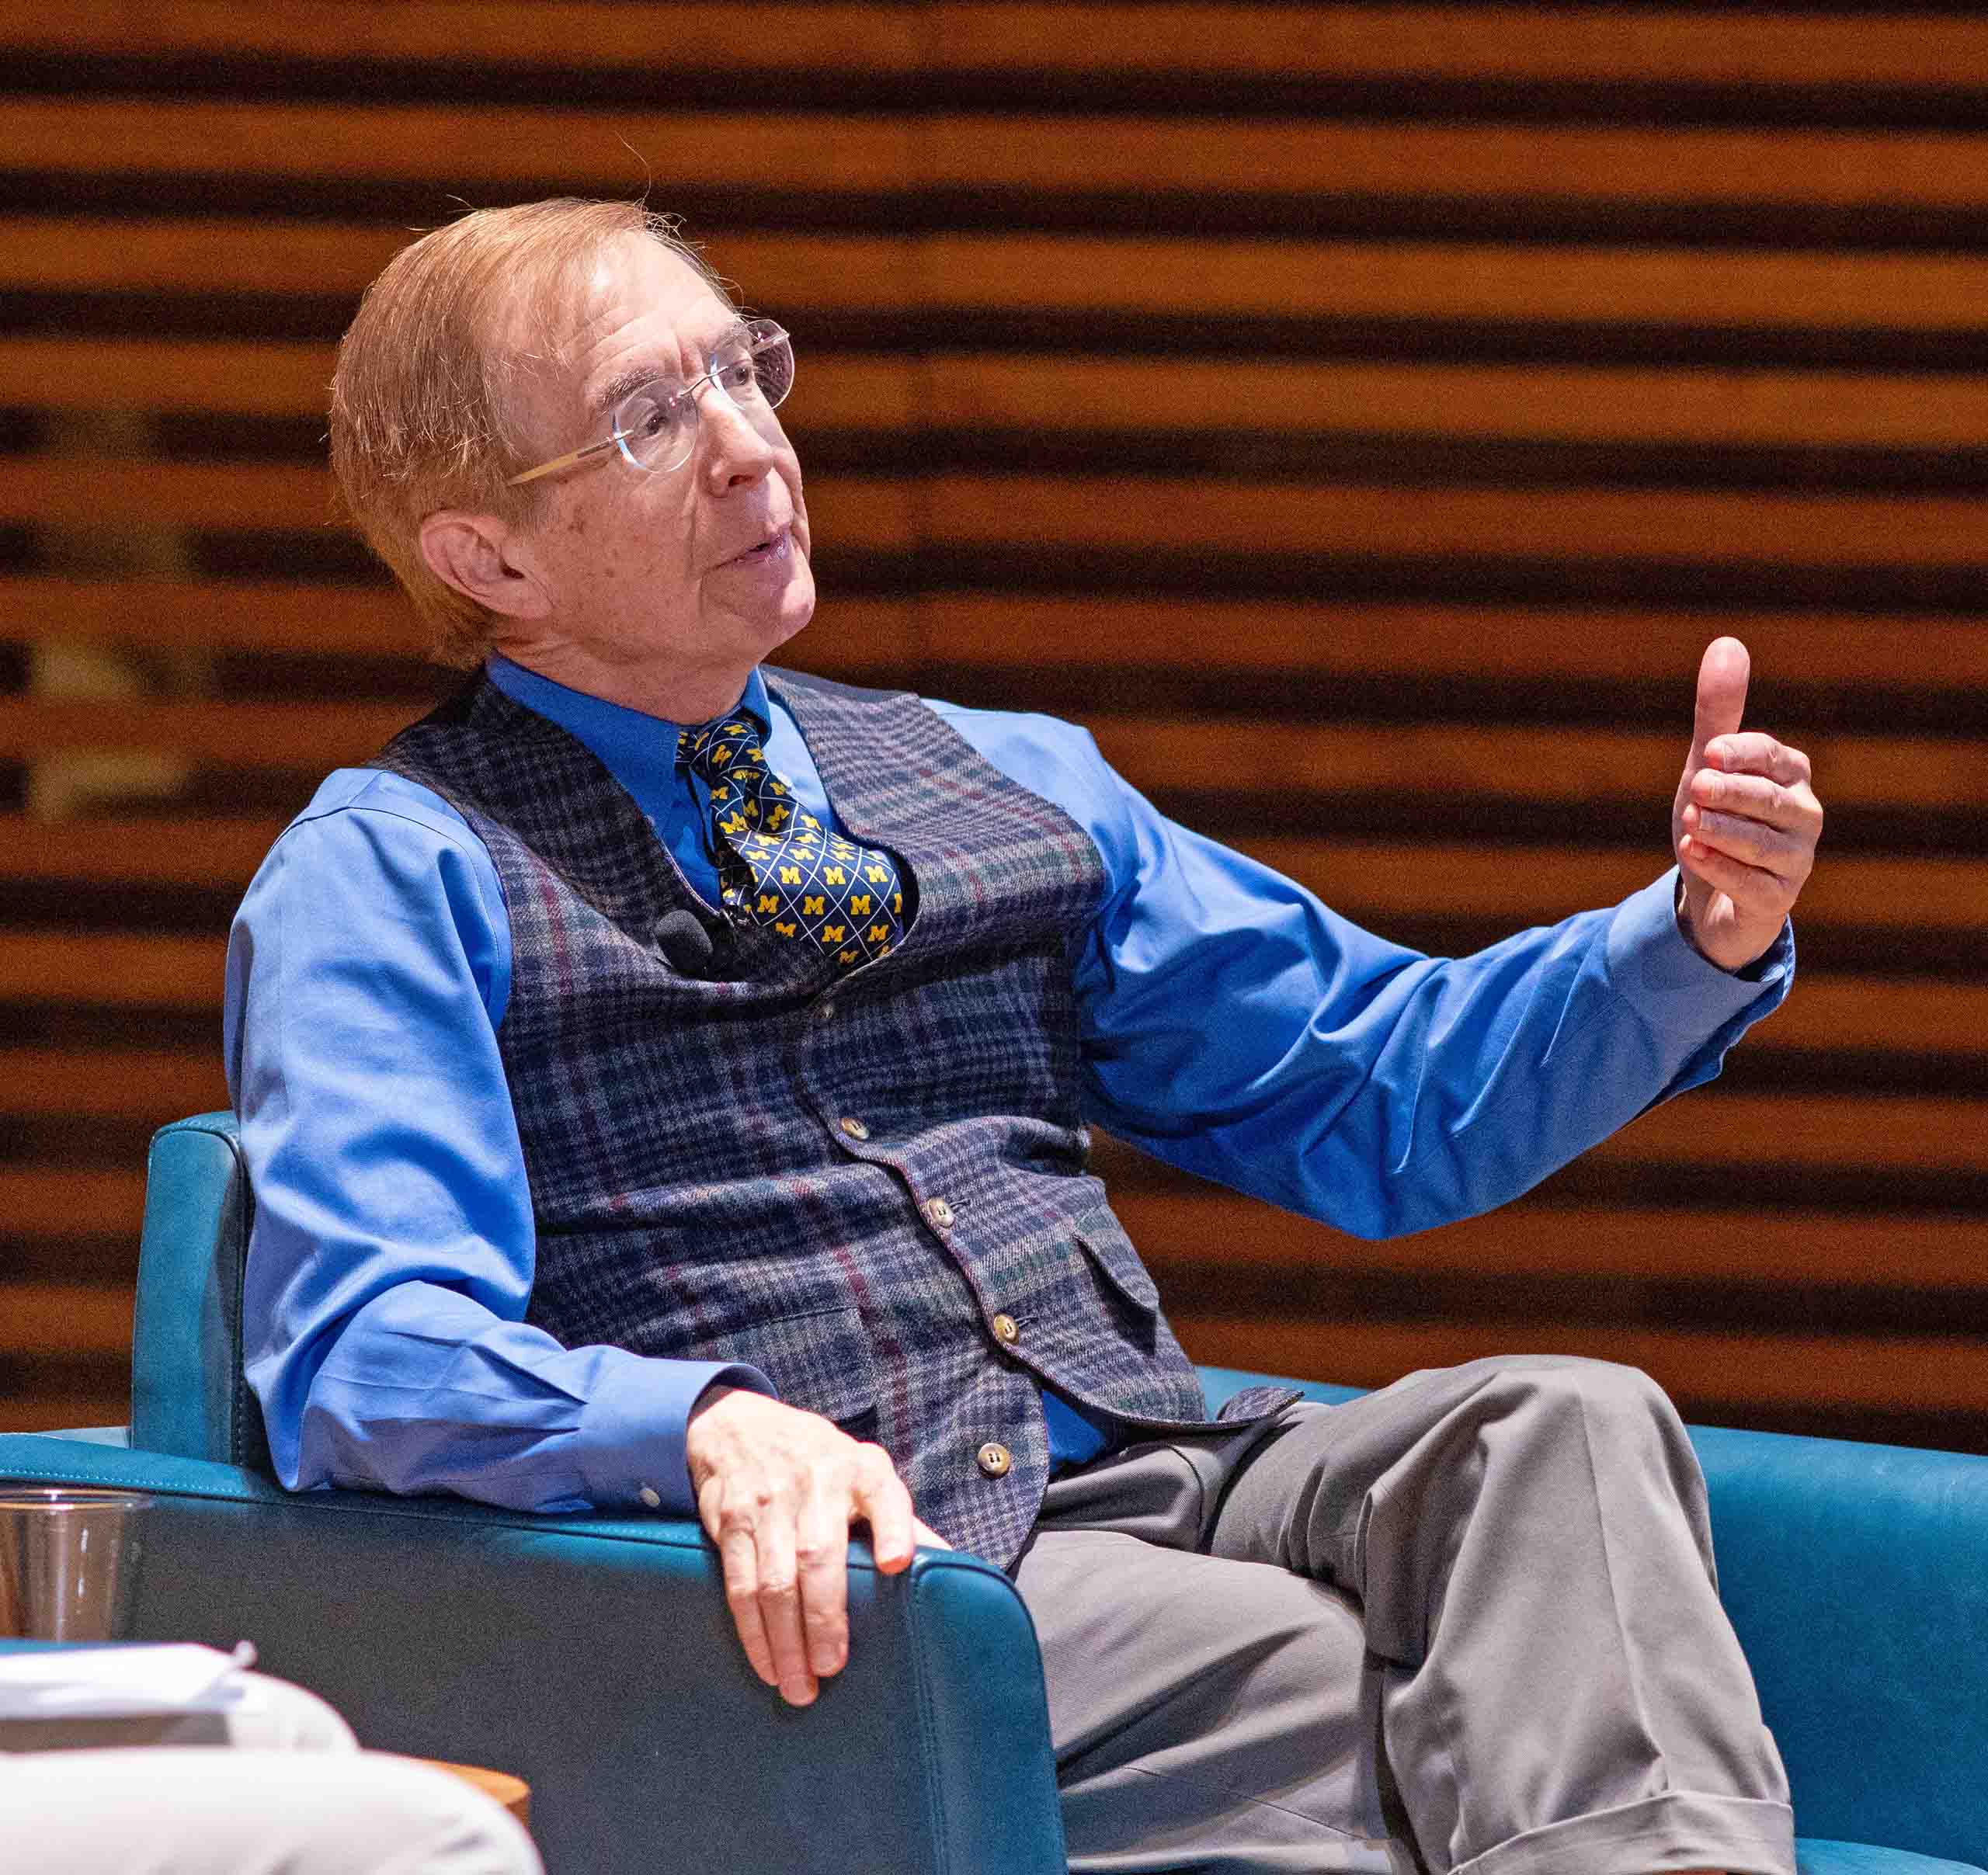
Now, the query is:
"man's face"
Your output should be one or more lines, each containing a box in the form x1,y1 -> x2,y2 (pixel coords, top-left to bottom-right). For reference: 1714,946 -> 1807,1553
502,235 -> 814,687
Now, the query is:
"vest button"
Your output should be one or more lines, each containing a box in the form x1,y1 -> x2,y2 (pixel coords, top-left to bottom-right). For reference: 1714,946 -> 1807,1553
815,999 -> 836,1022
925,1196 -> 955,1228
839,1116 -> 870,1141
976,1441 -> 1013,1478
990,1312 -> 1020,1345
637,1484 -> 662,1509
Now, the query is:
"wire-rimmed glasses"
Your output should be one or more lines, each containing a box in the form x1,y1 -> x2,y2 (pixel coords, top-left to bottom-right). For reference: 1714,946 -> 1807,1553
506,318 -> 794,488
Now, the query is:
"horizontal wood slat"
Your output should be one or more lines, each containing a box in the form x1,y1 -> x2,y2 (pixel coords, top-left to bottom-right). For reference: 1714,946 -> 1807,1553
0,216 -> 413,297
0,1167 -> 144,1240
0,2 -> 927,71
1090,720 -> 1968,814
1248,840 -> 1988,936
0,698 -> 429,767
3,580 -> 1981,696
930,356 -> 1988,453
926,476 -> 1988,567
7,464 -> 1984,569
10,101 -> 1988,212
891,595 -> 1988,689
0,1283 -> 131,1358
1604,1092 -> 1988,1176
9,3 -> 1988,92
0,101 -> 916,193
1121,1194 -> 1988,1292
14,223 -> 1988,336
0,816 -> 287,887
0,1049 -> 229,1121
924,5 -> 1988,91
0,934 -> 223,1009
18,338 -> 1988,453
0,1395 -> 127,1436
1173,1314 -> 1988,1416
896,237 -> 1988,330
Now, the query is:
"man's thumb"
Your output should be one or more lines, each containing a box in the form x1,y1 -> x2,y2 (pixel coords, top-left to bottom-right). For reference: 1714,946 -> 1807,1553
1691,636 -> 1750,761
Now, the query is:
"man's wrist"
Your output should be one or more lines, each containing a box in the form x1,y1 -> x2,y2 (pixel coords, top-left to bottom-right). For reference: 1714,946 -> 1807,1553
575,1356 -> 777,1513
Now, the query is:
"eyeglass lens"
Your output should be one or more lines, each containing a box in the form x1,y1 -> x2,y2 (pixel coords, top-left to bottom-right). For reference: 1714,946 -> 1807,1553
612,325 -> 794,473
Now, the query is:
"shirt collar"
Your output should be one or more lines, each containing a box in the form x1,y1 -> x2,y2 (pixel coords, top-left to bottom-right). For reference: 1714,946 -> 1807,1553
485,655 -> 770,788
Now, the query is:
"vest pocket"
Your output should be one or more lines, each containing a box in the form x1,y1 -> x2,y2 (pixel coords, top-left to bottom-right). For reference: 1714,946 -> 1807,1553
1075,1206 -> 1163,1317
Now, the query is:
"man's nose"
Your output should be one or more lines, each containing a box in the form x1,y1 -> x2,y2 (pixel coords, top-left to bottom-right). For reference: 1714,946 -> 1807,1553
696,380 -> 778,491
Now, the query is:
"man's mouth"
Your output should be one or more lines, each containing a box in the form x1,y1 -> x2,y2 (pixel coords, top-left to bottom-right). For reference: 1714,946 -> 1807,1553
721,525 -> 791,570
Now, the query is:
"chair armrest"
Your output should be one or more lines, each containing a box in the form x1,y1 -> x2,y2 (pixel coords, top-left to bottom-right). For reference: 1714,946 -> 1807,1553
0,1434 -> 1065,1875
1693,1424 -> 1988,1870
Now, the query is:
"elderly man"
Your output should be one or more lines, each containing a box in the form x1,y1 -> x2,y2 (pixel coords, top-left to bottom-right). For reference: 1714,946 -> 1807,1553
227,198 -> 1821,1875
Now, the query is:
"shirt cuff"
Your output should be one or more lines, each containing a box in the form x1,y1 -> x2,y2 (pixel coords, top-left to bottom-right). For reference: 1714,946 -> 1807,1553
573,1353 -> 777,1515
1607,867 -> 1794,1023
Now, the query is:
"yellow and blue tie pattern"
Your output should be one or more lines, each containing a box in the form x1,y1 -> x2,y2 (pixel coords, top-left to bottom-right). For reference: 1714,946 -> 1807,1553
679,714 -> 905,969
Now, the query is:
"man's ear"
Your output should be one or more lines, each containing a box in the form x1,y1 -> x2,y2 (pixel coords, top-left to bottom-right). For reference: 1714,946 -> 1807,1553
419,510 -> 552,620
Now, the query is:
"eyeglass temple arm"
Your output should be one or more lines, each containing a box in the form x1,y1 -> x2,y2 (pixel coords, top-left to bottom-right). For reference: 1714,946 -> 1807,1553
506,434 -> 624,488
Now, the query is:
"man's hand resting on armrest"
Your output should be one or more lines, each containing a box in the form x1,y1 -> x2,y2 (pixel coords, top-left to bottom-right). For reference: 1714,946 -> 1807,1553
686,1385 -> 951,1707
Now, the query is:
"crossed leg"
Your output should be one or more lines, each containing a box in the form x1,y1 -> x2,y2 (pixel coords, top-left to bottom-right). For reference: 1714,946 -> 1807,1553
1016,1356 -> 1794,1875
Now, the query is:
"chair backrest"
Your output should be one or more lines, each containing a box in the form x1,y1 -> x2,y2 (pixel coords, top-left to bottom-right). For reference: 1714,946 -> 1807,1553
130,1111 -> 272,1473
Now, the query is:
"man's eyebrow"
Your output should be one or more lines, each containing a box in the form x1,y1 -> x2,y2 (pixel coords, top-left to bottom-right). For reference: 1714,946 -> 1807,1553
589,318 -> 753,422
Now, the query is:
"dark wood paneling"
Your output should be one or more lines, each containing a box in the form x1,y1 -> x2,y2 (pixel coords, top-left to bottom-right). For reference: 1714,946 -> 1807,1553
2,1 -> 1984,1445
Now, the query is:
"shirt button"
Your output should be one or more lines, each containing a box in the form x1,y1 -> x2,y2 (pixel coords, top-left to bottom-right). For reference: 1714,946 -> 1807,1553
990,1312 -> 1020,1345
976,1441 -> 1013,1478
925,1196 -> 955,1228
839,1116 -> 870,1141
638,1485 -> 662,1509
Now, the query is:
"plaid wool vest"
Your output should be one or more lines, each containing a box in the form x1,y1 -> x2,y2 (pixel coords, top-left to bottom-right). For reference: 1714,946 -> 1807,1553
373,668 -> 1296,1565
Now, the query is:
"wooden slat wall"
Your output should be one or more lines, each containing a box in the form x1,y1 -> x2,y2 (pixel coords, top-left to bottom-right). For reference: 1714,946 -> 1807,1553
2,2 -> 1985,1450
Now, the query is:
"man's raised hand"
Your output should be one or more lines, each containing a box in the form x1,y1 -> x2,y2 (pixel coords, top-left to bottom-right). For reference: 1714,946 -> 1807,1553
1671,637 -> 1823,971
685,1386 -> 948,1707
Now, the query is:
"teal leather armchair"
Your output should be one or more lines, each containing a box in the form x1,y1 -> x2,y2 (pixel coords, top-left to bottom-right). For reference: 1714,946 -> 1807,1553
2,1113 -> 1985,1875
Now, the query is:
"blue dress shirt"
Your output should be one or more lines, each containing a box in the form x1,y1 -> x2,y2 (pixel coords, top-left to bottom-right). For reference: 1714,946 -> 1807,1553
225,655 -> 1791,1519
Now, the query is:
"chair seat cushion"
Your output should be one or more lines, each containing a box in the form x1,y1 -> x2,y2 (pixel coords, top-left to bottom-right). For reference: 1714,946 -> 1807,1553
1800,1839 -> 1987,1875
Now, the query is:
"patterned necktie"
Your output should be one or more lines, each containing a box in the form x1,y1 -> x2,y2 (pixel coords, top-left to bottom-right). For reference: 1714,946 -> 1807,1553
679,709 -> 905,970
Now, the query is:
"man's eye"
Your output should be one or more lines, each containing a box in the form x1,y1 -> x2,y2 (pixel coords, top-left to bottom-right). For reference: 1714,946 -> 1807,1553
715,356 -> 763,398
624,396 -> 673,440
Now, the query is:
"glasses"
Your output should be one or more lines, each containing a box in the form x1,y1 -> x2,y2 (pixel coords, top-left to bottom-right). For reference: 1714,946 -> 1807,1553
506,319 -> 794,487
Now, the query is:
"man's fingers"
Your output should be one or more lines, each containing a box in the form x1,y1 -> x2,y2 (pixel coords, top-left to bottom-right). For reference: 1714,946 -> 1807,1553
795,1484 -> 852,1679
1687,768 -> 1819,830
853,1446 -> 919,1573
1677,832 -> 1781,908
1680,807 -> 1800,881
749,1503 -> 818,1706
713,1512 -> 779,1690
1702,731 -> 1810,787
1690,636 -> 1750,761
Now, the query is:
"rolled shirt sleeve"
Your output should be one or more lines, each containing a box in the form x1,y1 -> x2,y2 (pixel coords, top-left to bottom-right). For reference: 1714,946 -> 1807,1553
224,769 -> 770,1515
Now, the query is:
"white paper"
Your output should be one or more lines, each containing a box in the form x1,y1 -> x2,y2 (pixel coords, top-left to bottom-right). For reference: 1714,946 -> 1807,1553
0,1641 -> 257,1719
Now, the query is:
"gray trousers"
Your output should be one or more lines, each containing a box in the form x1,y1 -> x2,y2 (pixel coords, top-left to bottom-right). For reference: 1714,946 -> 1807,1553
0,1672 -> 542,1875
1014,1356 -> 1795,1875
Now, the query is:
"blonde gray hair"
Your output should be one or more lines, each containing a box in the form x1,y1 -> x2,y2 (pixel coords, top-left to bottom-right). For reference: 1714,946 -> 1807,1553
328,199 -> 728,666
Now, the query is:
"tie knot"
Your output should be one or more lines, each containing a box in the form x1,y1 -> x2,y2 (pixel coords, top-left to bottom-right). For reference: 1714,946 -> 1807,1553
678,714 -> 766,783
